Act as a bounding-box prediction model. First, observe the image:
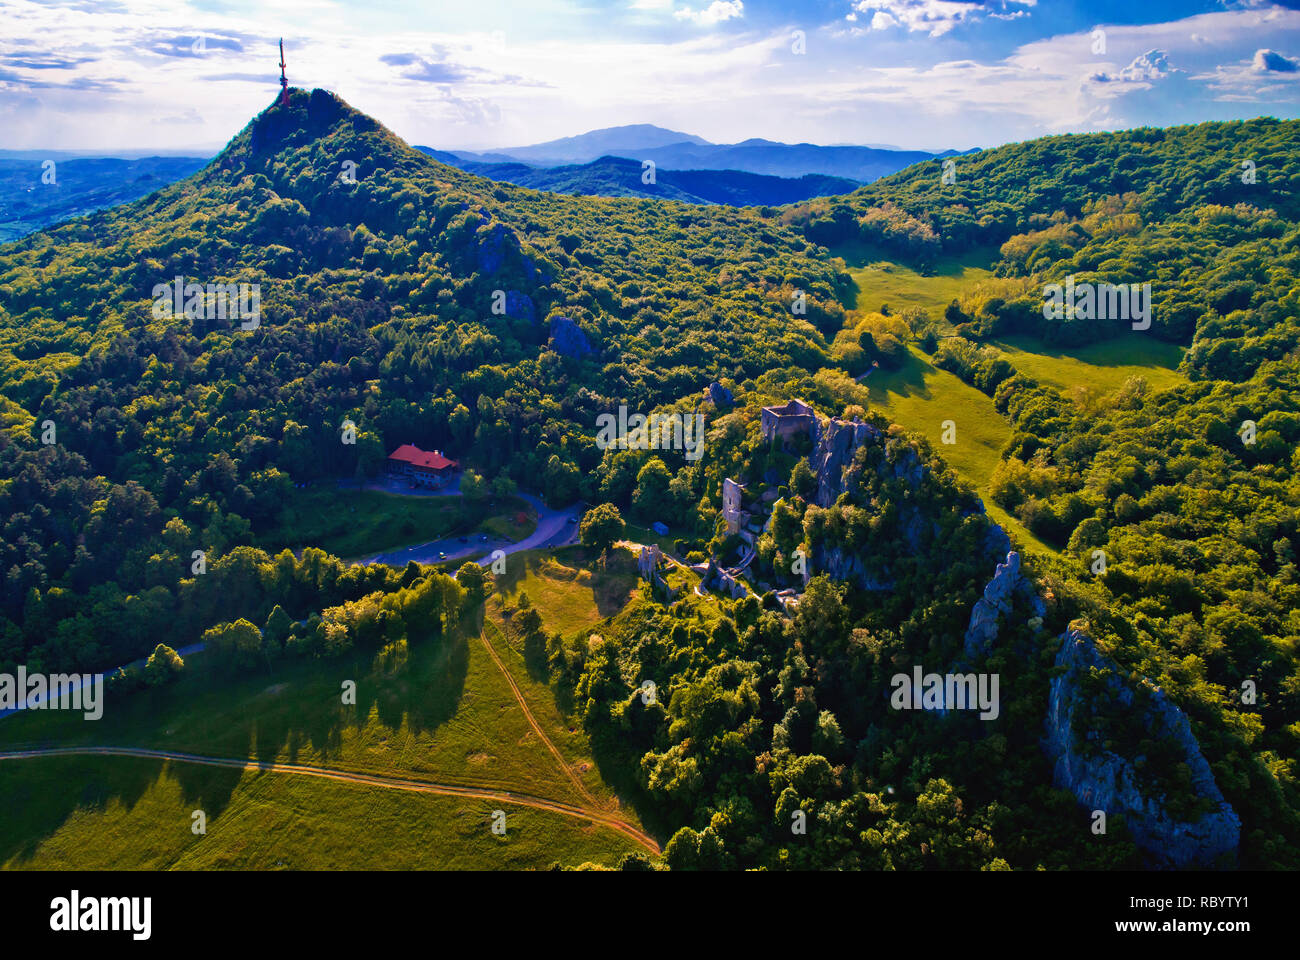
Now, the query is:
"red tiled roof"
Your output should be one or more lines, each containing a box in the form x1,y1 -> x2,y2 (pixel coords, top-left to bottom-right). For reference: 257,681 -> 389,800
388,444 -> 457,471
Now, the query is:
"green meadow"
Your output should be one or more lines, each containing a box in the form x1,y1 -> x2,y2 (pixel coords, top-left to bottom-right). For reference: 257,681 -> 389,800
988,334 -> 1186,396
862,343 -> 1057,554
840,243 -> 998,315
0,755 -> 638,870
623,522 -> 680,556
837,248 -> 1190,558
489,545 -> 640,638
0,588 -> 650,869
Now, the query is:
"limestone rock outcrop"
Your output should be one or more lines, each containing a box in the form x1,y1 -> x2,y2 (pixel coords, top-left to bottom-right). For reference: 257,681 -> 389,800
502,290 -> 536,323
809,418 -> 882,508
476,221 -> 511,275
809,545 -> 896,591
962,550 -> 1046,658
705,382 -> 734,408
1044,626 -> 1241,868
549,315 -> 593,357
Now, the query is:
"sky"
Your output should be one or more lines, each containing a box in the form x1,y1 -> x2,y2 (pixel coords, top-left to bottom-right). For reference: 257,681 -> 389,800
0,0 -> 1298,154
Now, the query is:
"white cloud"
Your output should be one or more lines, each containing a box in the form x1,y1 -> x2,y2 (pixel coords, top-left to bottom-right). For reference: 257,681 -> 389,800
1252,47 -> 1299,72
1089,48 -> 1179,84
674,1 -> 744,26
0,0 -> 1295,153
849,0 -> 1034,38
1194,44 -> 1300,101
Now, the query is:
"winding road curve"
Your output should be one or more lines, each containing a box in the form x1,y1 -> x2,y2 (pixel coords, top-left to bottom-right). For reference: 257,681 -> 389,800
0,745 -> 660,855
359,491 -> 580,568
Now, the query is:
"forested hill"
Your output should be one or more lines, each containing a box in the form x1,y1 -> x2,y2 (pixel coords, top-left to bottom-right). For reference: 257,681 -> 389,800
0,88 -> 845,673
775,116 -> 1300,869
411,150 -> 861,206
0,89 -> 1296,870
785,118 -> 1300,257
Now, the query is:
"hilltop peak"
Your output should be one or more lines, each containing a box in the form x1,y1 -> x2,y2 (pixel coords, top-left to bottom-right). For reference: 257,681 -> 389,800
215,88 -> 416,174
246,88 -> 373,152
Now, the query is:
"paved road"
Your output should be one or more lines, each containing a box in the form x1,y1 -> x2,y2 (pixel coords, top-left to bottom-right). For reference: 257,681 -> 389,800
0,745 -> 659,854
359,492 -> 581,568
0,642 -> 206,720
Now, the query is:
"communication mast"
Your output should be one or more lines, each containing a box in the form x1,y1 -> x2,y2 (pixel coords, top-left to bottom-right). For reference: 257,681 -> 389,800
278,38 -> 289,106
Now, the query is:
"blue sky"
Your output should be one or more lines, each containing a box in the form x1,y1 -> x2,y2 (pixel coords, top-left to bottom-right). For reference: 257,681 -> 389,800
1,0 -> 1297,152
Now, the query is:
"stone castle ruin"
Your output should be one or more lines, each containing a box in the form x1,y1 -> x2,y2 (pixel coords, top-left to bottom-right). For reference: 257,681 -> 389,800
747,396 -> 1243,867
722,478 -> 747,537
638,544 -> 677,601
761,398 -> 818,447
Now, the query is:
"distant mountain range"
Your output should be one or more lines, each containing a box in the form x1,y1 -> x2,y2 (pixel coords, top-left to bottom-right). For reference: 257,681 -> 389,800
415,151 -> 861,206
0,156 -> 208,243
0,124 -> 971,242
434,123 -> 969,183
474,123 -> 712,164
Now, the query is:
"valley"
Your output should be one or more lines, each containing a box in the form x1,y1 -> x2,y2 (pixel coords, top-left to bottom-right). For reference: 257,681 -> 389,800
0,85 -> 1295,875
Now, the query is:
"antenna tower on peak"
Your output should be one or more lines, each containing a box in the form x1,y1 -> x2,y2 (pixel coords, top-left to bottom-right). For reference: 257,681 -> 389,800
278,38 -> 289,107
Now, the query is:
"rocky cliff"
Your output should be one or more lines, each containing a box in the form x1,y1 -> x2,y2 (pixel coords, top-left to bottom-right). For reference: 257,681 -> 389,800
963,550 -> 1045,659
1043,626 -> 1241,868
801,411 -> 1240,868
501,289 -> 536,323
549,315 -> 593,357
805,417 -> 922,590
809,417 -> 882,508
808,417 -> 925,509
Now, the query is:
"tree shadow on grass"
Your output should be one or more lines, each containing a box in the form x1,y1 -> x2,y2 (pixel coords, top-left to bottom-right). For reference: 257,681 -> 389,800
369,630 -> 470,734
591,552 -> 639,620
865,348 -> 935,403
0,754 -> 245,867
585,729 -> 673,845
0,627 -> 472,863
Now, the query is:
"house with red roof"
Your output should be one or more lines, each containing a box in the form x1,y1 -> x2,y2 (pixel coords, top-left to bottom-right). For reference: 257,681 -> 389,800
386,444 -> 459,488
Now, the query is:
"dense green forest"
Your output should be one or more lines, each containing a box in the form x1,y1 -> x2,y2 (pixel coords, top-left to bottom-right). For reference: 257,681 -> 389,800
0,88 -> 845,675
0,90 -> 1295,869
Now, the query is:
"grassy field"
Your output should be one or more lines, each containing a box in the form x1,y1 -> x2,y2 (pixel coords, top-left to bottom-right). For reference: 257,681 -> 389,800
623,522 -> 682,556
836,248 -> 1046,553
0,611 -> 649,869
863,344 -> 1057,555
833,247 -> 1198,557
0,755 -> 639,870
489,546 -> 640,639
989,334 -> 1186,396
255,487 -> 536,558
838,243 -> 999,316
482,542 -> 724,838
